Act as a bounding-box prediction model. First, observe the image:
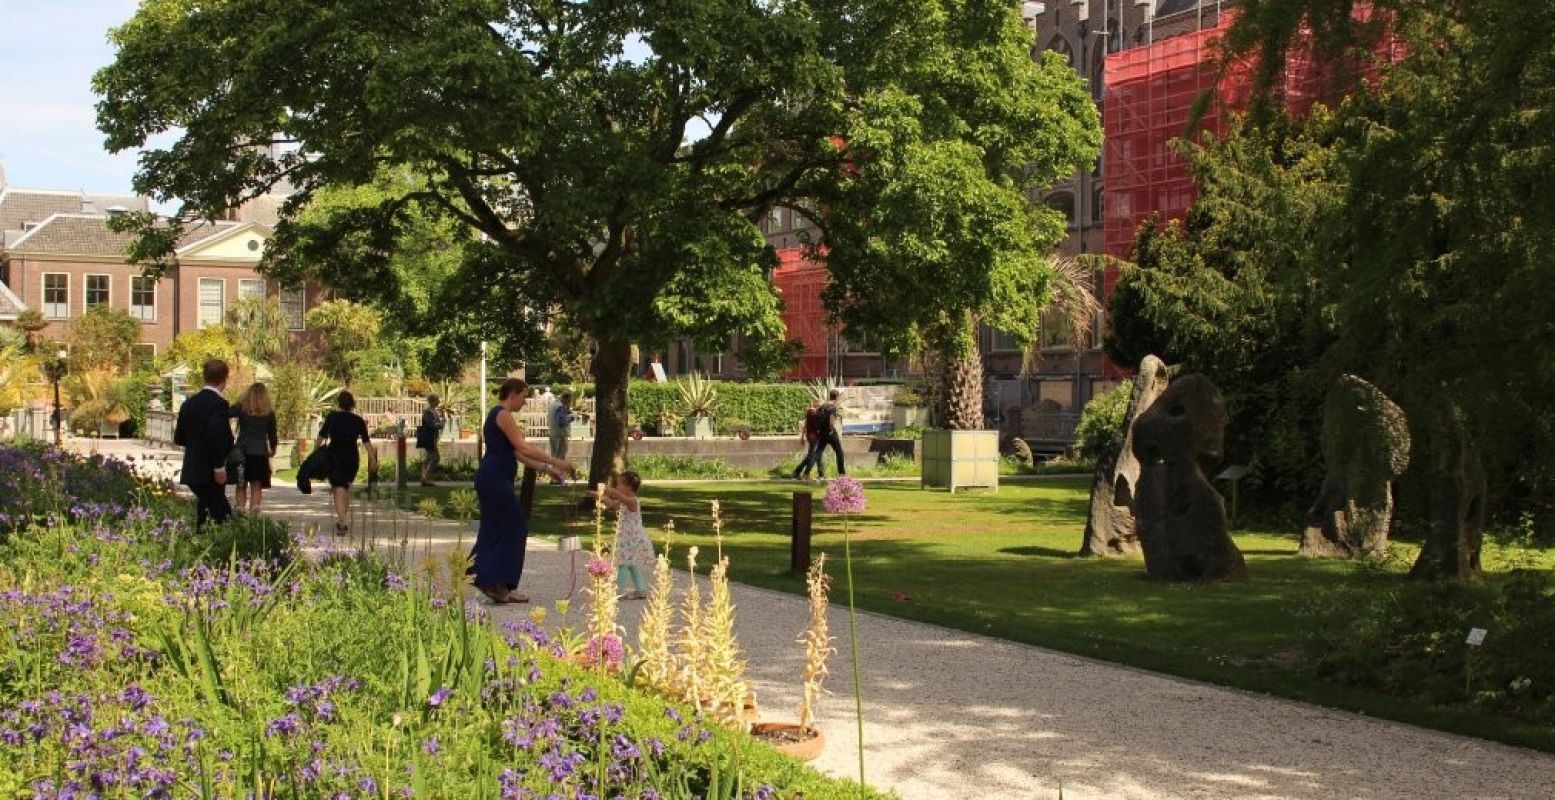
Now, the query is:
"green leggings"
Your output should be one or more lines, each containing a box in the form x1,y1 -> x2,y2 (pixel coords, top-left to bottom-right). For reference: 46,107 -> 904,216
617,564 -> 646,593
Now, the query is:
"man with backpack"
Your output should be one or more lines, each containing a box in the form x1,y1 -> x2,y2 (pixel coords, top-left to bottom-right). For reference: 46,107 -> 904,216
791,397 -> 825,481
815,389 -> 846,477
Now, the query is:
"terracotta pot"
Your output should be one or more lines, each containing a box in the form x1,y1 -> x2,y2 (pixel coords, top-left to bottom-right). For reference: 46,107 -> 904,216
750,722 -> 825,761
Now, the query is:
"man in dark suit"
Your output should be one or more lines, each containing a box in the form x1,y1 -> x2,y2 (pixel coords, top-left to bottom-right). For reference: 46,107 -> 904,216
175,358 -> 235,528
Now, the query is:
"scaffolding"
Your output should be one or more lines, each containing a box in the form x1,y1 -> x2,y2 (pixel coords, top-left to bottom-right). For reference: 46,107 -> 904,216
1101,12 -> 1323,260
772,247 -> 831,379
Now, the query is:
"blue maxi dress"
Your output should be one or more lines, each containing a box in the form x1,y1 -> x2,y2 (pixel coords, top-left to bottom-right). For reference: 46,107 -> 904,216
471,406 -> 526,590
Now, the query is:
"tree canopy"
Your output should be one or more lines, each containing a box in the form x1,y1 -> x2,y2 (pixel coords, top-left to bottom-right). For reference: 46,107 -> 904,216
1111,0 -> 1555,577
96,0 -> 1100,480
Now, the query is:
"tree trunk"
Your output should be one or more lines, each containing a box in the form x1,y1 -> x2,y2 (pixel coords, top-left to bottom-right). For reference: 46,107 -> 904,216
1408,421 -> 1486,581
932,318 -> 985,431
587,337 -> 632,488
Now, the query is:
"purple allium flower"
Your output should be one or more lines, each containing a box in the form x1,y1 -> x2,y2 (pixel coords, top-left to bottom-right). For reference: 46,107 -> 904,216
823,476 -> 867,514
576,634 -> 624,671
584,557 -> 611,579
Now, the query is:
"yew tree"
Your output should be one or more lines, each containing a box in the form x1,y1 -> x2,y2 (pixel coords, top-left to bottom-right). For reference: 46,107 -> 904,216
95,0 -> 1097,481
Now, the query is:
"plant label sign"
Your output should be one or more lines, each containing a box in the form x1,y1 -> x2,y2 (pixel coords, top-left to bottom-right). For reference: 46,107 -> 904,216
1465,627 -> 1488,647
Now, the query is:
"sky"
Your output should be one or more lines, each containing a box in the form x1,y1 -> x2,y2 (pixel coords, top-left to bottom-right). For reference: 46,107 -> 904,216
0,0 -> 147,195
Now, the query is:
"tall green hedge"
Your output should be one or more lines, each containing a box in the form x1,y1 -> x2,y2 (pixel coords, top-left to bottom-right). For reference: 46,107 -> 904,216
625,381 -> 813,434
546,380 -> 814,434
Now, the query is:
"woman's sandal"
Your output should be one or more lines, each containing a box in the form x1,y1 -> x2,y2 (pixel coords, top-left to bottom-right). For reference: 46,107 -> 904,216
479,586 -> 529,605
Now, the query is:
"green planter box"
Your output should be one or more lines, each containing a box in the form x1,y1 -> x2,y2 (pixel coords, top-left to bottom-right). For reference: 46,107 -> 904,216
920,429 -> 1000,493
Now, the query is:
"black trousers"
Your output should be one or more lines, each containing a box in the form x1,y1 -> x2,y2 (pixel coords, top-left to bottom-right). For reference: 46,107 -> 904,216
190,481 -> 233,529
821,431 -> 846,476
794,438 -> 826,478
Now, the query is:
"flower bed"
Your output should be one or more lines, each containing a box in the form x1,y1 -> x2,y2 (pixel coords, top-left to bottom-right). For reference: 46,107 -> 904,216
0,444 -> 884,799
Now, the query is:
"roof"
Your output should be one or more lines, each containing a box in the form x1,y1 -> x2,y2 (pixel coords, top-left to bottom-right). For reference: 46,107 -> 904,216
1156,0 -> 1208,16
0,280 -> 24,320
6,213 -> 246,259
0,188 -> 149,248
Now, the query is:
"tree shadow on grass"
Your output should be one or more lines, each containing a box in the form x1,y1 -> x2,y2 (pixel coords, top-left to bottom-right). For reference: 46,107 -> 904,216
998,545 -> 1080,560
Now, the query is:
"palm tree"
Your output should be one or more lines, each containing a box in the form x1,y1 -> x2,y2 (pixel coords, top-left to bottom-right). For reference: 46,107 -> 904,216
930,255 -> 1104,431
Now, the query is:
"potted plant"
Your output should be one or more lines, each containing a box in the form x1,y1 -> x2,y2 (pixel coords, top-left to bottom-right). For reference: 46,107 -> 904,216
891,386 -> 929,429
675,373 -> 718,439
751,554 -> 832,761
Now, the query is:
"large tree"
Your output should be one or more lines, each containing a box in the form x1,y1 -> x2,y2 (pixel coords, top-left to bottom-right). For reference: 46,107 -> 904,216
95,0 -> 1097,483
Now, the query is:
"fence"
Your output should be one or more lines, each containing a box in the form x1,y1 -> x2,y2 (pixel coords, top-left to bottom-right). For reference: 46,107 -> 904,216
3,407 -> 51,442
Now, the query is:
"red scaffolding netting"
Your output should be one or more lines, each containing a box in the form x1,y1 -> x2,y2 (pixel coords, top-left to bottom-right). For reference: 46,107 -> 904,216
772,247 -> 830,379
1101,14 -> 1324,261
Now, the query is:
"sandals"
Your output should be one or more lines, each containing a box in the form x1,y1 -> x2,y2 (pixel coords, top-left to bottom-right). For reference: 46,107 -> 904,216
479,586 -> 529,605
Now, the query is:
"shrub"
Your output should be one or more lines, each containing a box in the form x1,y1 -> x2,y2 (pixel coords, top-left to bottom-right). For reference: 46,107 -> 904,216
1073,380 -> 1133,459
1305,567 -> 1555,723
627,381 -> 814,435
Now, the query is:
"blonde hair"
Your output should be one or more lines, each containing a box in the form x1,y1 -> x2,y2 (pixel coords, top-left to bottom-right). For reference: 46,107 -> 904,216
239,382 -> 273,417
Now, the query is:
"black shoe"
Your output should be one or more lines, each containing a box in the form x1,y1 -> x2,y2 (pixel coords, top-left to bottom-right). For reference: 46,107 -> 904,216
297,475 -> 313,495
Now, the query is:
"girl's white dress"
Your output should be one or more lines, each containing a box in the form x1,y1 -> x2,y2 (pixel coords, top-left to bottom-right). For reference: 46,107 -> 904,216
614,505 -> 655,574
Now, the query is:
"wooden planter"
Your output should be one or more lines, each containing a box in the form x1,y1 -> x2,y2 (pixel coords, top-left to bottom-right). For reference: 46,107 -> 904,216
920,428 -> 1000,493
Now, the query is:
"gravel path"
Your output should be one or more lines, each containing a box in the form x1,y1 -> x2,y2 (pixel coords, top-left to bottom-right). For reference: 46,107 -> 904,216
138,460 -> 1555,800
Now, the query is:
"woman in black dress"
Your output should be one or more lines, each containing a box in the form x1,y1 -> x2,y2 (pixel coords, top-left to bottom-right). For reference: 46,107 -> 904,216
233,383 -> 278,513
316,391 -> 377,535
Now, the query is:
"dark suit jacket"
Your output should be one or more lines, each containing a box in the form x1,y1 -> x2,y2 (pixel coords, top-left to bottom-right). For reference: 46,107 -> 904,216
175,388 -> 235,486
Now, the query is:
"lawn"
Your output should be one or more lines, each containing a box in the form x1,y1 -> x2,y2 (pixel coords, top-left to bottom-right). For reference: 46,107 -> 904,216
393,478 -> 1555,752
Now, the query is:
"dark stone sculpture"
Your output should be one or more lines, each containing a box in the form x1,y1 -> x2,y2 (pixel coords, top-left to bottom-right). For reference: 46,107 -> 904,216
1131,374 -> 1246,581
1080,355 -> 1169,557
1299,375 -> 1411,559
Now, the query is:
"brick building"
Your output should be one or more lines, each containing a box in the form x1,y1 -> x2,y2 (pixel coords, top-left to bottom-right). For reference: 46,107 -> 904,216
0,175 -> 324,362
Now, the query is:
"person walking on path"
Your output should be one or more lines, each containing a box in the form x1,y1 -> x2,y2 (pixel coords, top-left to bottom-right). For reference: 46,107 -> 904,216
590,470 -> 652,600
817,388 -> 846,476
316,391 -> 377,536
791,397 -> 826,481
416,393 -> 444,486
471,378 -> 576,605
547,392 -> 575,484
174,359 -> 235,528
232,382 -> 278,513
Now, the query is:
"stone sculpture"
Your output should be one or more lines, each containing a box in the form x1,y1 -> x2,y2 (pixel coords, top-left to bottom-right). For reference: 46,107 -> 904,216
1131,373 -> 1246,581
1299,375 -> 1411,559
1080,355 -> 1169,557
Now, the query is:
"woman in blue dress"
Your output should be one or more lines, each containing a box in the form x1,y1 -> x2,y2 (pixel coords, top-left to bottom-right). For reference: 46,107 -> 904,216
471,378 -> 576,604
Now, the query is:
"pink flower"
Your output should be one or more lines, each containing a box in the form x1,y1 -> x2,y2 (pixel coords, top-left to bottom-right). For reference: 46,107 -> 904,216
585,557 -> 611,579
577,634 -> 624,671
823,476 -> 867,515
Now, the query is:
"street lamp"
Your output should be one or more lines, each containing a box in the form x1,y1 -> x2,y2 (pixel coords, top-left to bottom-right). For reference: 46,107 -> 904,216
39,348 -> 68,447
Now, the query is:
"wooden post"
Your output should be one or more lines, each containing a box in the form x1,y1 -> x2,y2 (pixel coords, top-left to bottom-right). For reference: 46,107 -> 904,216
518,466 -> 538,524
790,491 -> 813,575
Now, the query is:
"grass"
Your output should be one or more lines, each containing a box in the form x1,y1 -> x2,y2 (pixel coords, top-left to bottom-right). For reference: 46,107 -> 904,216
389,477 -> 1555,753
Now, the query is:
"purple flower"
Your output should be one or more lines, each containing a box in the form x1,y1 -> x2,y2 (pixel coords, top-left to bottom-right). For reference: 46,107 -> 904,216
584,557 -> 611,579
264,713 -> 302,738
576,634 -> 624,671
386,572 -> 408,592
421,737 -> 440,755
823,476 -> 867,514
427,688 -> 454,708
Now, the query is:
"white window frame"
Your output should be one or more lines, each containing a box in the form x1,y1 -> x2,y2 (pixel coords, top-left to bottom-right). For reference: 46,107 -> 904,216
238,278 -> 267,302
84,274 -> 111,310
130,276 -> 157,323
280,285 -> 306,331
768,207 -> 784,232
42,273 -> 70,319
197,278 -> 226,329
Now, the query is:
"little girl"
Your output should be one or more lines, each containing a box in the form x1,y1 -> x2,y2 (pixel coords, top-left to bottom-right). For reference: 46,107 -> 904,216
594,471 -> 653,600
